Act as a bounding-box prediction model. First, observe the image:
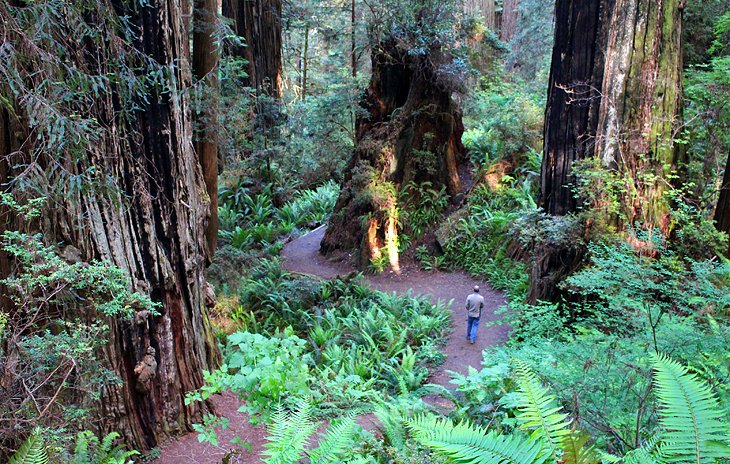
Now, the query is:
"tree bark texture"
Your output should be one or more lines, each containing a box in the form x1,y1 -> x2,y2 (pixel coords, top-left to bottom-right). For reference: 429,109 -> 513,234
539,0 -> 614,216
532,0 -> 684,302
321,41 -> 467,268
1,0 -> 220,451
500,0 -> 519,42
222,0 -> 283,98
715,155 -> 730,256
463,0 -> 496,30
594,0 -> 684,234
193,0 -> 220,260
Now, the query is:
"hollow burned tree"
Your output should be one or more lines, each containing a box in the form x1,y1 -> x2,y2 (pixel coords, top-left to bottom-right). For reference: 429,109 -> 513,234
320,1 -> 468,271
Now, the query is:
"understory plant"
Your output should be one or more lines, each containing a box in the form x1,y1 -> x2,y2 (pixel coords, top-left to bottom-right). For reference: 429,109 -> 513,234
441,183 -> 532,297
413,355 -> 730,463
0,196 -> 156,456
186,267 -> 451,448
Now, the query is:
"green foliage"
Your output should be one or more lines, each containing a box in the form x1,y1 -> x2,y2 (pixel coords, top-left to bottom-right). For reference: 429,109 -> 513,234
186,328 -> 312,421
66,431 -> 138,464
670,200 -> 729,260
263,399 -> 359,464
465,311 -> 730,456
682,10 -> 730,211
399,181 -> 450,239
188,267 -> 451,451
462,83 -> 543,170
651,353 -> 730,463
9,432 -> 48,464
218,181 -> 340,250
408,414 -> 547,464
564,240 -> 730,337
496,300 -> 567,342
512,360 -> 571,462
416,245 -> 448,271
441,184 -> 531,298
506,0 -> 555,84
0,202 -> 156,450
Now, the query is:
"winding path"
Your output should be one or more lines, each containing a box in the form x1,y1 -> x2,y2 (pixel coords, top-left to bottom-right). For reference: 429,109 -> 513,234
154,227 -> 507,463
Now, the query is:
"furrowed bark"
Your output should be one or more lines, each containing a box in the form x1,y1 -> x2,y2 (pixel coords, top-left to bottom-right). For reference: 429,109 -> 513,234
539,0 -> 614,216
1,0 -> 220,450
222,0 -> 283,98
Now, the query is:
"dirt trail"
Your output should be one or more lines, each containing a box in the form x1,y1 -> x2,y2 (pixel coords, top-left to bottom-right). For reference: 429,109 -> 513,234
154,226 -> 507,463
281,226 -> 509,387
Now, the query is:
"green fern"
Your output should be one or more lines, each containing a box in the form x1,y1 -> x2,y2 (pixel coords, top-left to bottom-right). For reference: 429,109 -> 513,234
9,431 -> 48,464
69,431 -> 138,464
263,399 -> 360,464
561,431 -> 600,464
651,353 -> 730,464
308,415 -> 357,464
263,400 -> 319,464
407,414 -> 548,464
512,360 -> 571,462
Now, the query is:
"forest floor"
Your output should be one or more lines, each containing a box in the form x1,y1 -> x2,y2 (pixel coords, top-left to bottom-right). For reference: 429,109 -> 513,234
153,226 -> 508,463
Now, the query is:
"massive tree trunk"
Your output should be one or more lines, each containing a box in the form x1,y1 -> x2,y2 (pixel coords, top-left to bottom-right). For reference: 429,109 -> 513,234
540,0 -> 683,225
594,0 -> 685,235
539,0 -> 613,216
321,40 -> 467,271
193,0 -> 220,259
222,0 -> 283,98
531,0 -> 684,302
715,156 -> 730,256
0,0 -> 219,451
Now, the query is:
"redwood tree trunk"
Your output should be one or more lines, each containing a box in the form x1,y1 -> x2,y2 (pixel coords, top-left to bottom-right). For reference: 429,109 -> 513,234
1,0 -> 219,451
540,0 -> 684,226
193,0 -> 220,259
594,0 -> 685,234
531,0 -> 684,302
539,0 -> 612,216
321,40 -> 466,270
500,0 -> 519,42
222,0 -> 283,98
715,156 -> 730,256
463,0 -> 496,30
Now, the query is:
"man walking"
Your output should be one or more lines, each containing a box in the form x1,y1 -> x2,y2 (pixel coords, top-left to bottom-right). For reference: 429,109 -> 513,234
465,285 -> 485,344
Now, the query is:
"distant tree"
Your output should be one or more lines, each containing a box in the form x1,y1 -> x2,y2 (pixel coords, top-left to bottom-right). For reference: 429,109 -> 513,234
223,0 -> 283,98
505,0 -> 555,81
500,0 -> 519,42
193,0 -> 221,258
462,0 -> 496,30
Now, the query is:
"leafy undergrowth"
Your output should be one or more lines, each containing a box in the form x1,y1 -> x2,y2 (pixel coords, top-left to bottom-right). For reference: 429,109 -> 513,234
187,259 -> 452,459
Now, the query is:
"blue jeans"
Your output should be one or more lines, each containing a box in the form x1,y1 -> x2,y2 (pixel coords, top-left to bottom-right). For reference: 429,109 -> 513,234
467,316 -> 480,343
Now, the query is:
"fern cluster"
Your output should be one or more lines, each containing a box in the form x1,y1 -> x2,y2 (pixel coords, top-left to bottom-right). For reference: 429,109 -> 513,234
8,430 -> 137,464
262,399 -> 360,464
410,356 -> 730,464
